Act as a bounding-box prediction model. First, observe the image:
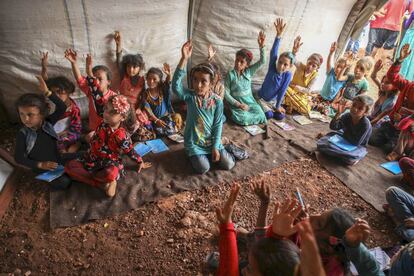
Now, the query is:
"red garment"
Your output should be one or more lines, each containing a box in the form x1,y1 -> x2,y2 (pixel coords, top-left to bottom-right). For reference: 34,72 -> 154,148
388,63 -> 414,125
399,157 -> 414,187
120,76 -> 145,108
65,160 -> 118,187
56,98 -> 82,150
77,76 -> 117,131
370,0 -> 414,31
218,223 -> 239,276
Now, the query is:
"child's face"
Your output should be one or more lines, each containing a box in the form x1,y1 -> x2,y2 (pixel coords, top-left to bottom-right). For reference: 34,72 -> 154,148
350,100 -> 368,119
305,60 -> 319,73
146,73 -> 161,89
354,64 -> 365,79
50,86 -> 69,103
234,55 -> 249,73
103,103 -> 124,127
192,71 -> 212,96
94,69 -> 110,92
276,56 -> 292,73
18,106 -> 43,129
380,76 -> 396,92
126,64 -> 140,77
334,62 -> 346,77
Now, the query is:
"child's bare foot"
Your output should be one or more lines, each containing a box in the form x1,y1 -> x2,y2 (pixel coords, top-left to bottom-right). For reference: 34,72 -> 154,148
104,180 -> 117,197
386,151 -> 400,161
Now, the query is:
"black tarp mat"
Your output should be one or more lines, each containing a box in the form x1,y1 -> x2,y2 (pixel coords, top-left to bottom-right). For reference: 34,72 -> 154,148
50,123 -> 304,228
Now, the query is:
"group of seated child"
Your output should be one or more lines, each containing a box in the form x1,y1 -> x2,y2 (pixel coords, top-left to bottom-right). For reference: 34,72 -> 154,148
12,18 -> 414,199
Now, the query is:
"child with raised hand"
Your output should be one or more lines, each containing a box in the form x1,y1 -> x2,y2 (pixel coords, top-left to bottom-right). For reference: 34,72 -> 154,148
251,181 -> 271,240
258,18 -> 295,121
172,40 -> 235,174
41,52 -> 81,153
309,209 -> 383,275
313,42 -> 348,114
284,36 -> 324,115
224,31 -> 267,126
206,44 -> 225,100
65,95 -> 151,197
369,59 -> 398,126
143,63 -> 182,136
317,95 -> 374,165
332,56 -> 374,110
64,49 -> 117,136
15,76 -> 75,190
114,31 -> 145,108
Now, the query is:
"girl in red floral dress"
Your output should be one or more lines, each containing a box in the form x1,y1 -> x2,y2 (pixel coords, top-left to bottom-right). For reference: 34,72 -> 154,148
65,95 -> 151,197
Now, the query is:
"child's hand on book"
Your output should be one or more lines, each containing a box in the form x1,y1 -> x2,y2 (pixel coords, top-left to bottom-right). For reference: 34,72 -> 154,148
37,161 -> 58,171
137,161 -> 152,173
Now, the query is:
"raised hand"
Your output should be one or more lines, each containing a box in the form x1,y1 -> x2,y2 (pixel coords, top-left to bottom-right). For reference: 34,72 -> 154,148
329,42 -> 337,54
64,49 -> 77,64
274,18 -> 286,37
298,220 -> 326,276
35,75 -> 49,94
162,63 -> 171,77
86,54 -> 93,77
272,198 -> 302,237
41,51 -> 48,68
251,181 -> 271,204
216,184 -> 240,224
207,44 -> 217,61
399,43 -> 412,62
137,161 -> 152,173
345,218 -> 371,247
181,40 -> 193,60
373,59 -> 383,73
257,31 -> 266,48
292,35 -> 303,55
114,31 -> 121,46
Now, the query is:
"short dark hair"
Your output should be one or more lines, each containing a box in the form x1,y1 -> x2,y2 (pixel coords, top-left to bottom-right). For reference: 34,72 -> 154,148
146,67 -> 163,81
121,54 -> 145,78
16,93 -> 49,117
46,76 -> 75,94
190,62 -> 215,83
92,65 -> 112,81
251,238 -> 300,276
353,95 -> 374,112
236,48 -> 253,65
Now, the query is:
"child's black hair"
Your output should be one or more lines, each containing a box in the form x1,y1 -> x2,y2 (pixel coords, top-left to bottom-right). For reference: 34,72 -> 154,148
46,76 -> 75,94
251,238 -> 300,276
146,67 -> 163,82
317,208 -> 355,272
93,65 -> 112,81
107,95 -> 136,133
189,62 -> 216,85
236,48 -> 253,65
121,54 -> 145,78
353,95 -> 374,113
16,93 -> 49,118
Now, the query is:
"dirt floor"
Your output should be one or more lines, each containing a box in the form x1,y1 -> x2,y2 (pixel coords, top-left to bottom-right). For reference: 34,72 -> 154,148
0,124 -> 398,275
0,49 -> 399,275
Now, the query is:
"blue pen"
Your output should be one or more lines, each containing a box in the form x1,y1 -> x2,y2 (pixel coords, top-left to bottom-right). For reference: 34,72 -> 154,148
294,188 -> 305,209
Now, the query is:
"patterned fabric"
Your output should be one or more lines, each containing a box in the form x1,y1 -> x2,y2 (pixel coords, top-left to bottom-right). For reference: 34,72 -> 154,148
57,98 -> 82,150
120,75 -> 145,108
81,123 -> 142,178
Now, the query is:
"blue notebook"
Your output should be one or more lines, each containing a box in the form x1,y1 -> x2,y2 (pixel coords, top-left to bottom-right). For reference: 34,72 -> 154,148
134,143 -> 152,157
381,161 -> 402,175
328,134 -> 357,152
35,165 -> 65,182
146,139 -> 169,154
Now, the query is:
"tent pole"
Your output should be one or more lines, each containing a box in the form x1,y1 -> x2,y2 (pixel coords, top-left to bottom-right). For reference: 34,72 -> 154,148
186,0 -> 195,86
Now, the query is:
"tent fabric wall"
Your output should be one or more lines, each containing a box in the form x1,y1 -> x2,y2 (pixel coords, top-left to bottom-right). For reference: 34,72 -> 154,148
0,0 -> 361,121
0,0 -> 189,121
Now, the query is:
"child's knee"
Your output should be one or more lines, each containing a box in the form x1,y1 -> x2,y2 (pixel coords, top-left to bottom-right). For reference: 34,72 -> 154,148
219,150 -> 235,171
385,186 -> 401,202
264,110 -> 274,119
273,112 -> 285,121
190,155 -> 210,174
399,157 -> 413,171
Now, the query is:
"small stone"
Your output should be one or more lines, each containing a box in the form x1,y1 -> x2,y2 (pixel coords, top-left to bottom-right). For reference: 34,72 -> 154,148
24,271 -> 31,276
103,223 -> 109,228
180,217 -> 192,227
138,230 -> 144,237
167,238 -> 174,243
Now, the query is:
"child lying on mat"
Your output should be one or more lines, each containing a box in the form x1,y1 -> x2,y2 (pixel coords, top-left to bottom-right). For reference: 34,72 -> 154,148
317,95 -> 374,165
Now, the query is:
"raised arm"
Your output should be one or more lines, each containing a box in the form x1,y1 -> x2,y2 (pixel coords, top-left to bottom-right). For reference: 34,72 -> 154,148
326,42 -> 336,75
41,51 -> 49,80
247,31 -> 267,75
172,40 -> 193,101
292,35 -> 303,66
268,18 -> 286,71
251,181 -> 271,231
114,31 -> 123,73
388,44 -> 413,90
64,49 -> 82,82
36,75 -> 66,125
370,60 -> 383,89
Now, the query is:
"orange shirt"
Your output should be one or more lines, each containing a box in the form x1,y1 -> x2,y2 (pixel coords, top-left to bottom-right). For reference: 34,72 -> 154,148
120,76 -> 145,108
